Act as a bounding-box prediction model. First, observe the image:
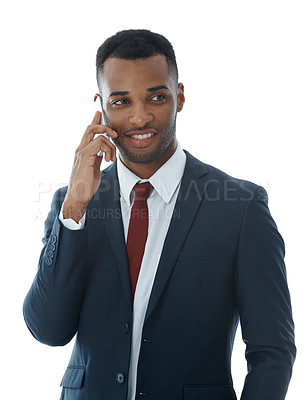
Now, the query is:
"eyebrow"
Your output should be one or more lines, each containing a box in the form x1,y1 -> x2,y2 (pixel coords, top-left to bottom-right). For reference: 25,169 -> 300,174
109,91 -> 129,97
109,85 -> 169,97
147,85 -> 169,92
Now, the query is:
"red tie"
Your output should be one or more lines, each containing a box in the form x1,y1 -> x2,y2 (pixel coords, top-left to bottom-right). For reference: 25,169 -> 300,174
127,182 -> 152,299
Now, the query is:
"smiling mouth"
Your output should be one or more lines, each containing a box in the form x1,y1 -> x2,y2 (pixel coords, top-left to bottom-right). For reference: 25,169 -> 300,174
124,129 -> 158,148
131,132 -> 155,140
124,128 -> 158,138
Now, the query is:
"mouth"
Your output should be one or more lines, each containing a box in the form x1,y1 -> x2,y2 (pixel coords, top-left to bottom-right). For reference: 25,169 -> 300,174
124,129 -> 158,148
131,132 -> 155,140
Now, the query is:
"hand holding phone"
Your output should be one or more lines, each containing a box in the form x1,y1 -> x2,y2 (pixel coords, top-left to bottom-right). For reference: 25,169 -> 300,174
97,132 -> 111,157
61,110 -> 118,222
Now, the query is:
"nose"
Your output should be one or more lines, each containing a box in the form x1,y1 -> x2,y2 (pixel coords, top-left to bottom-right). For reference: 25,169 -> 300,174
128,102 -> 153,126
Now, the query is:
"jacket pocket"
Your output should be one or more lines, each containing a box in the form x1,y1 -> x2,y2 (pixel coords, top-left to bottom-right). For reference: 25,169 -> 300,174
184,384 -> 237,400
60,366 -> 85,389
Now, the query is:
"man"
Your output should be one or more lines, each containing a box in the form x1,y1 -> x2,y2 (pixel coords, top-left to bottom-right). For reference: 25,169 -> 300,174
23,29 -> 296,400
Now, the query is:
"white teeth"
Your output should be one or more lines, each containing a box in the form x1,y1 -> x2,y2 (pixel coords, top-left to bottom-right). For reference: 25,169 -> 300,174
132,133 -> 154,139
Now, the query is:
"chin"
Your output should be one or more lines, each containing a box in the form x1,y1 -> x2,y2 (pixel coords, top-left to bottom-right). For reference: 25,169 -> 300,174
118,140 -> 176,165
118,148 -> 160,164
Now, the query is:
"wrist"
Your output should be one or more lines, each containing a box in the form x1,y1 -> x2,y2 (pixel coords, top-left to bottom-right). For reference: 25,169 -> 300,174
62,196 -> 87,223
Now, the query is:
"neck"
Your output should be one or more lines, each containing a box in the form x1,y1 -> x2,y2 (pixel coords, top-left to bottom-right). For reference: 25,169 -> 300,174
120,140 -> 177,179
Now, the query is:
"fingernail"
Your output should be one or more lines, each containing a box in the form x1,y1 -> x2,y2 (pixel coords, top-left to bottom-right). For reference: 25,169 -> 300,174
113,130 -> 118,135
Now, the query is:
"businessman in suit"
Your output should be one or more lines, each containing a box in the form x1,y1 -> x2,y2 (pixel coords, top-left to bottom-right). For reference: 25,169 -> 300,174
23,29 -> 296,400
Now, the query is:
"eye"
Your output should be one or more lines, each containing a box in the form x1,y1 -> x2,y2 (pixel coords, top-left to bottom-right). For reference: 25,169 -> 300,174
111,99 -> 129,106
151,94 -> 167,102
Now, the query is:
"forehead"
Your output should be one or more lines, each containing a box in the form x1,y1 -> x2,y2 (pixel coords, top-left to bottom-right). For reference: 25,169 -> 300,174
100,54 -> 174,94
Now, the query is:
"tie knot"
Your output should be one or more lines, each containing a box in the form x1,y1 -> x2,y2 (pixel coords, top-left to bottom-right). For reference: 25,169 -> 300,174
134,182 -> 152,202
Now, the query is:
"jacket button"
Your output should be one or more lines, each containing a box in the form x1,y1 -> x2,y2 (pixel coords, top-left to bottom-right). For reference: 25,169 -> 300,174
116,373 -> 125,384
122,323 -> 130,333
50,243 -> 56,251
48,250 -> 54,259
51,234 -> 57,244
46,258 -> 52,266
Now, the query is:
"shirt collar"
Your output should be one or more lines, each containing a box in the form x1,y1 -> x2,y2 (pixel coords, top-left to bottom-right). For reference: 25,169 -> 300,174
117,142 -> 186,206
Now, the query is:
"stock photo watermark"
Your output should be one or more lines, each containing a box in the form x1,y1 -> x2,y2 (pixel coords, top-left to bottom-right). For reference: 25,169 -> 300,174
32,179 -> 270,222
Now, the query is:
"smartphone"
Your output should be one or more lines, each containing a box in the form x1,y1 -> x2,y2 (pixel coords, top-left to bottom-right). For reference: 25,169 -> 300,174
94,94 -> 110,157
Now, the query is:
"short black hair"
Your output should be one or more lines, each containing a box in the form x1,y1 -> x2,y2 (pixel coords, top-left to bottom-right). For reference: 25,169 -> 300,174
96,29 -> 178,87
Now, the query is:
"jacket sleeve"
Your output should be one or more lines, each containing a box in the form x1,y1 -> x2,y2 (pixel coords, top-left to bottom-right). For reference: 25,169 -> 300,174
235,185 -> 296,400
23,187 -> 88,346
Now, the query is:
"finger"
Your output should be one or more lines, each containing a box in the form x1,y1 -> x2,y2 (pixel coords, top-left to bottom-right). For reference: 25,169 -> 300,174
88,135 -> 117,162
77,111 -> 102,150
79,124 -> 117,149
97,137 -> 116,162
97,136 -> 117,162
91,110 -> 101,125
91,125 -> 118,139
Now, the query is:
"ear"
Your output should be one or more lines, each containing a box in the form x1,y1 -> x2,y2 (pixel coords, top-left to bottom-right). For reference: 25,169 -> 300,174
177,83 -> 185,112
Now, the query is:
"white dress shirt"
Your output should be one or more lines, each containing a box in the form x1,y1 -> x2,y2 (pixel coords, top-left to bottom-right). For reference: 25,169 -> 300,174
59,142 -> 186,400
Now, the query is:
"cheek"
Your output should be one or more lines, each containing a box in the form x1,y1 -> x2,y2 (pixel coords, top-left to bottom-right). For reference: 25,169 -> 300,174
102,109 -> 122,129
162,107 -> 177,126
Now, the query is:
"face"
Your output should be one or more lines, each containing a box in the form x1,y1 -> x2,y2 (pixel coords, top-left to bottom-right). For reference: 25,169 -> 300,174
98,54 -> 185,166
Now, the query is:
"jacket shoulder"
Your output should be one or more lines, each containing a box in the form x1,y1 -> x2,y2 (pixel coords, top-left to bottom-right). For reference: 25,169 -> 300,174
184,150 -> 266,202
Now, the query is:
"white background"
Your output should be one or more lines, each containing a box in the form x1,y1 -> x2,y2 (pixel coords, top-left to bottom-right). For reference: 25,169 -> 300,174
1,1 -> 302,398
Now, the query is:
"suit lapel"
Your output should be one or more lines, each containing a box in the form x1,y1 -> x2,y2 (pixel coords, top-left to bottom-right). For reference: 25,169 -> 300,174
144,152 -> 209,323
93,152 -> 209,317
96,163 -> 133,311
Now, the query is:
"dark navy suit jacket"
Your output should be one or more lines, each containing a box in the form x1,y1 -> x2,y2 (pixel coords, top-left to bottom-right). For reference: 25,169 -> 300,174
23,151 -> 296,400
